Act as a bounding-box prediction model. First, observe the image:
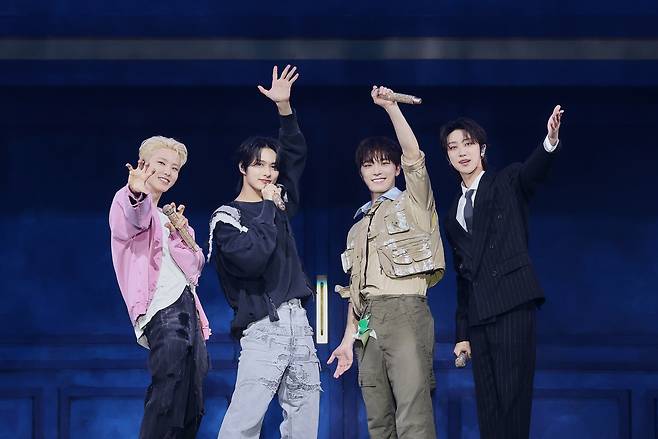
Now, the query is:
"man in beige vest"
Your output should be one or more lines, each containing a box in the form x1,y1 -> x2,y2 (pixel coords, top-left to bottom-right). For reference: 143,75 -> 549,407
328,86 -> 445,438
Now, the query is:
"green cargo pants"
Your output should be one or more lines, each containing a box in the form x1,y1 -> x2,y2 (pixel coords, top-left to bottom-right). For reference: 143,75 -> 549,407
355,294 -> 436,439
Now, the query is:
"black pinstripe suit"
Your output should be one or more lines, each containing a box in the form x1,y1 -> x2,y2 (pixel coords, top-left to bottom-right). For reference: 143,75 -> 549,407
445,142 -> 560,438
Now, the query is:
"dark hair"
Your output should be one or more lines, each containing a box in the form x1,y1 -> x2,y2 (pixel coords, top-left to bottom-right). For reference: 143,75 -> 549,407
355,136 -> 402,169
439,117 -> 489,170
235,136 -> 281,193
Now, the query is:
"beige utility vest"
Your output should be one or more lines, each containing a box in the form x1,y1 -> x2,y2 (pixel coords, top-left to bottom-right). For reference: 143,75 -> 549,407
339,191 -> 445,317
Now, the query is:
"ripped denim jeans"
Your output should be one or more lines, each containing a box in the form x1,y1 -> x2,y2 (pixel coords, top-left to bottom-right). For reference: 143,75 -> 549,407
218,299 -> 321,439
140,288 -> 209,439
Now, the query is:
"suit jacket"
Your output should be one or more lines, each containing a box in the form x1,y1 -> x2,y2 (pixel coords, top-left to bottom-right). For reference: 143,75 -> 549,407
445,142 -> 560,343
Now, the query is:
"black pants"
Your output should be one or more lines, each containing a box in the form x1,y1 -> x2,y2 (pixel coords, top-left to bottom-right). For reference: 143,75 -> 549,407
139,288 -> 210,439
469,303 -> 536,439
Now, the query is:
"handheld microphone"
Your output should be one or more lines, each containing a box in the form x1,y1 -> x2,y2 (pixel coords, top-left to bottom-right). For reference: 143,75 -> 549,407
381,92 -> 422,105
272,184 -> 286,211
455,351 -> 469,368
162,204 -> 200,252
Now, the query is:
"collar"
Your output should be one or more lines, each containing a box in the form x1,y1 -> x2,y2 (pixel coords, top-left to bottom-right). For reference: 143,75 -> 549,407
461,170 -> 486,196
354,187 -> 402,219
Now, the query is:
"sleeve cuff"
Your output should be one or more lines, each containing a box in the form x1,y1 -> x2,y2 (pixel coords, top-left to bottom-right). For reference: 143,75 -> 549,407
123,184 -> 150,208
456,322 -> 469,343
401,150 -> 426,172
279,111 -> 300,135
543,136 -> 559,152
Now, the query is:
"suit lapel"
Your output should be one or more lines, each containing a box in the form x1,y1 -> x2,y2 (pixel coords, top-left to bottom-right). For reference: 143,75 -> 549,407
470,171 -> 495,275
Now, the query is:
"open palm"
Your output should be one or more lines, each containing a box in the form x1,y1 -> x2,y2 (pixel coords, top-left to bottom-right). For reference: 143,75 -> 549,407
328,342 -> 354,379
126,159 -> 155,195
257,65 -> 299,103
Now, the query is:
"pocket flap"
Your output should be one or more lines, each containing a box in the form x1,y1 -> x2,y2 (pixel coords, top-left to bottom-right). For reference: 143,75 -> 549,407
385,208 -> 411,234
499,253 -> 532,275
341,248 -> 354,273
358,371 -> 378,387
380,235 -> 433,266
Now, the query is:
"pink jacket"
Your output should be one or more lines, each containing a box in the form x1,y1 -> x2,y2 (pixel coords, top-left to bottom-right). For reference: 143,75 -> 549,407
109,185 -> 211,340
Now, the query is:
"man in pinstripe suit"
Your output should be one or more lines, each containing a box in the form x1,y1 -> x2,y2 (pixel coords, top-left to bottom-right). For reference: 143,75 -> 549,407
440,105 -> 564,438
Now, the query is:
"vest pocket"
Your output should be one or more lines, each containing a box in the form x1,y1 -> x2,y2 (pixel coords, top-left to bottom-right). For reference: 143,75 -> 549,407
340,247 -> 354,273
384,208 -> 411,234
378,234 -> 434,277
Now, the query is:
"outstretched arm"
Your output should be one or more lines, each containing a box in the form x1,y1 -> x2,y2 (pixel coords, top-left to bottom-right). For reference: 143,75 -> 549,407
519,105 -> 565,198
371,85 -> 421,162
109,159 -> 156,241
372,85 -> 435,225
258,65 -> 307,216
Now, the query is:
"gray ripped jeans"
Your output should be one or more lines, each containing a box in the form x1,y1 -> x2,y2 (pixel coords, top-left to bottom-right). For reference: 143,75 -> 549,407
218,299 -> 321,439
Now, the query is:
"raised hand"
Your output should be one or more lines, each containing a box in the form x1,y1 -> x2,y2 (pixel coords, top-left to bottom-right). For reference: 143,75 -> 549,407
126,159 -> 155,195
257,65 -> 299,104
327,342 -> 354,379
371,85 -> 398,109
547,105 -> 564,145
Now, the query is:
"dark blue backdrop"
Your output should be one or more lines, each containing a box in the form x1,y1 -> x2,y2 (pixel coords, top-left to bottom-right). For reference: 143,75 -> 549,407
1,2 -> 658,438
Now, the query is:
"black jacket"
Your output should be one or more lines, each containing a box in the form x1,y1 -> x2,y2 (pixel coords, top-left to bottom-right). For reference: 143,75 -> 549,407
210,113 -> 312,337
445,142 -> 560,343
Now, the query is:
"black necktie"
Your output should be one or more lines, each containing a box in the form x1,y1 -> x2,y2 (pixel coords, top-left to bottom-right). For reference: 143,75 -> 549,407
464,189 -> 475,233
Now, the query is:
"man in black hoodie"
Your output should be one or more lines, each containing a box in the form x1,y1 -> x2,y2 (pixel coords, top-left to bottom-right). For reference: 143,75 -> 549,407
208,65 -> 320,439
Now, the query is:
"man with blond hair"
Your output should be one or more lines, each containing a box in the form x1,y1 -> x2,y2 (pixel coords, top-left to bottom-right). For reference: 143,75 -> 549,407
109,135 -> 211,438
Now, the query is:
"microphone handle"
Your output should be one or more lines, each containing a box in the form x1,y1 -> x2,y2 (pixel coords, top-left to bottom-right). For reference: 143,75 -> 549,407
271,185 -> 286,211
382,92 -> 423,105
271,192 -> 286,211
163,208 -> 200,252
455,352 -> 469,368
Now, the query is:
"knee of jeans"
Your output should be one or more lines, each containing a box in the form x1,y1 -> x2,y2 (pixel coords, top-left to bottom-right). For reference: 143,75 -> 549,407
236,352 -> 288,397
150,337 -> 195,380
284,362 -> 322,401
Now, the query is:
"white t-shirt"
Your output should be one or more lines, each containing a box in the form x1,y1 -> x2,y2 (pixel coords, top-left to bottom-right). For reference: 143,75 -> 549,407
134,211 -> 190,348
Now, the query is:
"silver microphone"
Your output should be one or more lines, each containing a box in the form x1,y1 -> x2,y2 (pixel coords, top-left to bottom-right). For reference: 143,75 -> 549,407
162,204 -> 200,252
455,351 -> 469,368
381,92 -> 422,105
